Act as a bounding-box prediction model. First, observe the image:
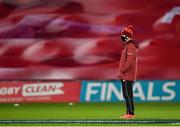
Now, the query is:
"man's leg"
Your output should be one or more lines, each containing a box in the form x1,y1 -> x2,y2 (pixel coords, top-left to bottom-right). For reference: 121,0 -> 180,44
121,80 -> 135,115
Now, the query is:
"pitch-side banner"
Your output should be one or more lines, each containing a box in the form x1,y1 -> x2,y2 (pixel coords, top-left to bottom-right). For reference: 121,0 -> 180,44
80,80 -> 180,102
0,80 -> 180,103
0,81 -> 81,103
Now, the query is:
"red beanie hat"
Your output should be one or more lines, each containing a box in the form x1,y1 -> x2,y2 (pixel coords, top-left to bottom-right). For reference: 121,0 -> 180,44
121,25 -> 134,38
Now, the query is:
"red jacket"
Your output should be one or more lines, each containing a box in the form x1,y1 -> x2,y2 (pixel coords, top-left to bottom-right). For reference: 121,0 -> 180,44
118,40 -> 138,81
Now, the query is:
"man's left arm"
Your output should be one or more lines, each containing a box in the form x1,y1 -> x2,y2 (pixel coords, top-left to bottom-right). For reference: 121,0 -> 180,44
122,45 -> 137,73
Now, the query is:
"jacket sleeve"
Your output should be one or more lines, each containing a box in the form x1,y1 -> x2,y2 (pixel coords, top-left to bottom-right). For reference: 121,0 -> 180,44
122,44 -> 137,73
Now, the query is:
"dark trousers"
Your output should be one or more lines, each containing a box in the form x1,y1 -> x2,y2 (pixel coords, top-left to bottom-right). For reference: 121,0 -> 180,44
121,80 -> 135,115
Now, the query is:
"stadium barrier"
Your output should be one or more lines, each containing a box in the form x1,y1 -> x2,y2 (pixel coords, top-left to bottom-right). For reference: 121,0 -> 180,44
0,80 -> 179,103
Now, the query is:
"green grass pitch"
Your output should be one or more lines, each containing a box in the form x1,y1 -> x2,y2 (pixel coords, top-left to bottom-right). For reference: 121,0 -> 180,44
0,102 -> 180,126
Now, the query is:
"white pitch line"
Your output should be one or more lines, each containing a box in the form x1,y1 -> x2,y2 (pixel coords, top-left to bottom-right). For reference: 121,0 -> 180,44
0,120 -> 180,124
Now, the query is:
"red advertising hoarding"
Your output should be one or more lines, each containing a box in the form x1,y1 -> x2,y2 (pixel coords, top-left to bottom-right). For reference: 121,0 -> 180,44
0,81 -> 81,103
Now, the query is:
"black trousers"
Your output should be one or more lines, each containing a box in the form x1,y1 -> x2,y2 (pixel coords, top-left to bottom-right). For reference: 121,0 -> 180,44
121,80 -> 135,115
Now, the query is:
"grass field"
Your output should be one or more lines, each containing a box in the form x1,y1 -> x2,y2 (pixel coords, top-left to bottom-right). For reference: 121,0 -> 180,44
0,102 -> 180,126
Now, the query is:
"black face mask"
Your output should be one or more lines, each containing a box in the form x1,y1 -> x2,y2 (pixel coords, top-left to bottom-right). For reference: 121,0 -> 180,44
121,35 -> 128,42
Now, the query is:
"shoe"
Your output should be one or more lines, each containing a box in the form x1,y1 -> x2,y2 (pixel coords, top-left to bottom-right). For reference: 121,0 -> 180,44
120,114 -> 135,119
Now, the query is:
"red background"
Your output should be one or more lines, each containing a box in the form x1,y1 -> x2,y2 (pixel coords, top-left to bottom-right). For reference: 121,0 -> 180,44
0,0 -> 179,80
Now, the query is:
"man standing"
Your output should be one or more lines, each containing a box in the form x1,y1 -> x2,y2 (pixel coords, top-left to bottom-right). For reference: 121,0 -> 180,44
118,25 -> 138,119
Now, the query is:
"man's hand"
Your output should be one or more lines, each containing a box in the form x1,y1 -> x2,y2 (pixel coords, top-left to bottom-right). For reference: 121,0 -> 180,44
121,69 -> 126,73
118,71 -> 124,78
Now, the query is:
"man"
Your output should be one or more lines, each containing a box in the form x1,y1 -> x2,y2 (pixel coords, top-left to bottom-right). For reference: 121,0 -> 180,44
118,25 -> 138,119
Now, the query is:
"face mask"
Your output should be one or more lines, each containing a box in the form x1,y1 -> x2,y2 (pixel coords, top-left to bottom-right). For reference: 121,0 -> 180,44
121,35 -> 128,42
